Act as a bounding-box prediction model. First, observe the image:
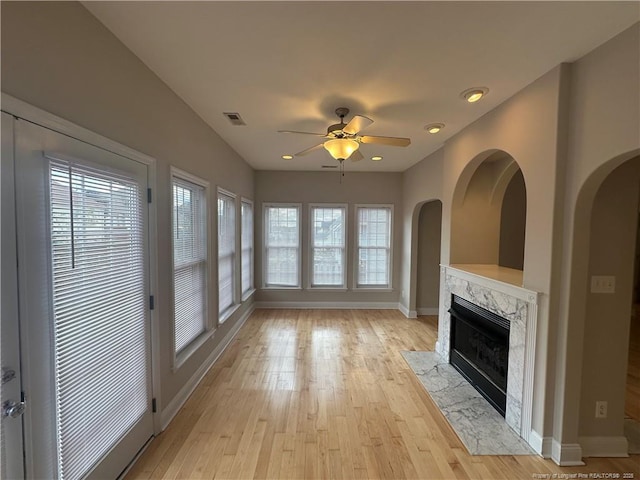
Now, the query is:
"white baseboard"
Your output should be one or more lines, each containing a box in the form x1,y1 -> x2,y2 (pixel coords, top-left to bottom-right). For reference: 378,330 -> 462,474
528,430 -> 552,457
417,307 -> 439,316
551,439 -> 585,466
254,301 -> 399,310
160,304 -> 254,430
398,303 -> 417,318
579,436 -> 629,457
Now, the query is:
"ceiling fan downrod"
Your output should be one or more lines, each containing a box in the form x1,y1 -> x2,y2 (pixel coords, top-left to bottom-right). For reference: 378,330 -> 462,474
335,107 -> 349,124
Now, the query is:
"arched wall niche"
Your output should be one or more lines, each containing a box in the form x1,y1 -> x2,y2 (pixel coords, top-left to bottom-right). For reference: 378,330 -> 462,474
450,149 -> 527,271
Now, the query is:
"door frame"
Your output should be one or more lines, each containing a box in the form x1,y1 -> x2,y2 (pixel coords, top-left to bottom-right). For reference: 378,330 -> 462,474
1,111 -> 25,479
1,93 -> 162,438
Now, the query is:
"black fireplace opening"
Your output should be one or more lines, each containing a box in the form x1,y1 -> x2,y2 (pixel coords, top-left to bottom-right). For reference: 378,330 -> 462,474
449,295 -> 509,417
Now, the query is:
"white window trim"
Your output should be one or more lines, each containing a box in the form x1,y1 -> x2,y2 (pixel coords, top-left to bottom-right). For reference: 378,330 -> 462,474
217,187 -> 238,322
263,202 -> 302,289
354,203 -> 394,290
170,167 -> 213,370
308,203 -> 347,290
240,197 -> 256,301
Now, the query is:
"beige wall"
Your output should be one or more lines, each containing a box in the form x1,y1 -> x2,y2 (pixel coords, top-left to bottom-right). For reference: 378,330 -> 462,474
555,23 -> 640,452
1,2 -> 255,411
499,170 -> 526,270
580,158 -> 639,437
451,161 -> 501,264
416,201 -> 442,311
400,148 -> 444,314
254,170 -> 403,305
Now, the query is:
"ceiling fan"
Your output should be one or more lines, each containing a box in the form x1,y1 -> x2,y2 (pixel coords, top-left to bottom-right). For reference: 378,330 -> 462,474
278,107 -> 411,163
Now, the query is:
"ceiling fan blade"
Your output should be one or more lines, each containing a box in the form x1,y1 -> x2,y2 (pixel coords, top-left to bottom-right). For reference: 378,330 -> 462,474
359,135 -> 411,147
343,115 -> 373,135
349,150 -> 364,162
295,143 -> 324,156
278,130 -> 327,137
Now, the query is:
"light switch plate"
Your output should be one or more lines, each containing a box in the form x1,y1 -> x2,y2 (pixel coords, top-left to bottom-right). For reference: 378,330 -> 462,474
591,275 -> 616,294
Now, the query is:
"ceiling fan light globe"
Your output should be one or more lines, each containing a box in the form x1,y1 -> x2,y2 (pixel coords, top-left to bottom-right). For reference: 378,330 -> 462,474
324,138 -> 359,160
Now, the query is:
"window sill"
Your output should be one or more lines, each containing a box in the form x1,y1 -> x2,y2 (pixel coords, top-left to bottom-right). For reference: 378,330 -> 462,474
219,303 -> 240,325
173,328 -> 215,371
262,286 -> 303,290
308,287 -> 348,291
241,288 -> 256,302
353,287 -> 394,292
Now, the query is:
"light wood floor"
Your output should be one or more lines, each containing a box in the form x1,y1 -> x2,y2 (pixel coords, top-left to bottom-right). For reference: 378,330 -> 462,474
127,309 -> 640,479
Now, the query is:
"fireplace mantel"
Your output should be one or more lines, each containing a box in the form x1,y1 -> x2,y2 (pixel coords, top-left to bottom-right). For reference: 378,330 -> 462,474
438,264 -> 539,451
449,264 -> 524,288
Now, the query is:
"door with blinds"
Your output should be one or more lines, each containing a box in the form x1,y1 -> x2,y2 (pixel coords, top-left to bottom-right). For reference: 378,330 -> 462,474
14,119 -> 154,479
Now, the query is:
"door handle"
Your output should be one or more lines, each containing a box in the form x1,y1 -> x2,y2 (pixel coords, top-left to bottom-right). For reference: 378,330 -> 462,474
2,400 -> 25,419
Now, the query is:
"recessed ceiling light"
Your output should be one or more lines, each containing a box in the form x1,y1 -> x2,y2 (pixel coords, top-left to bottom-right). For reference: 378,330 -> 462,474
424,123 -> 445,134
460,87 -> 489,103
371,156 -> 383,161
282,155 -> 293,160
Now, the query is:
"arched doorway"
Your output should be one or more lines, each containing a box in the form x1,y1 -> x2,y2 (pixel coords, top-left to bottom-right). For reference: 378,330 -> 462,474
413,200 -> 442,316
576,154 -> 640,456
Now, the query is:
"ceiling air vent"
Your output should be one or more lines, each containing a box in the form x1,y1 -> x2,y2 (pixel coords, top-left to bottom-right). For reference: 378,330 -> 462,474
322,165 -> 338,169
223,112 -> 246,126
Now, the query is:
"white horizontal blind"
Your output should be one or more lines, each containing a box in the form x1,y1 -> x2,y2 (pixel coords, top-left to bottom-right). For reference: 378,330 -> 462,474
357,206 -> 392,287
172,177 -> 207,353
49,160 -> 148,480
264,205 -> 300,287
218,191 -> 236,316
311,206 -> 346,287
241,200 -> 253,296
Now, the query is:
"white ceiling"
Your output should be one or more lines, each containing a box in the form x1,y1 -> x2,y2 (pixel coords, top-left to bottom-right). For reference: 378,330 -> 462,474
84,1 -> 638,172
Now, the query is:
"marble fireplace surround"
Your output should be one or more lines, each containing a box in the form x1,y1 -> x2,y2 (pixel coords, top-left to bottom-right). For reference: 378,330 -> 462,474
437,264 -> 539,449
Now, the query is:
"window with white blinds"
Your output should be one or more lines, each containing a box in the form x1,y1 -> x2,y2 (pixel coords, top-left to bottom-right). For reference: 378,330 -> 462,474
49,159 -> 148,480
310,205 -> 346,288
241,199 -> 254,297
264,204 -> 301,288
218,190 -> 236,318
172,173 -> 208,354
356,205 -> 393,288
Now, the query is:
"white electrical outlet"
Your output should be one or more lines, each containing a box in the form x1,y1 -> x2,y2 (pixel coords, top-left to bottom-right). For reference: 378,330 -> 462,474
591,276 -> 616,294
595,400 -> 607,418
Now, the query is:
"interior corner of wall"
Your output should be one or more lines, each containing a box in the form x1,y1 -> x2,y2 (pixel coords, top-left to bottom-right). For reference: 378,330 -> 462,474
398,302 -> 416,318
